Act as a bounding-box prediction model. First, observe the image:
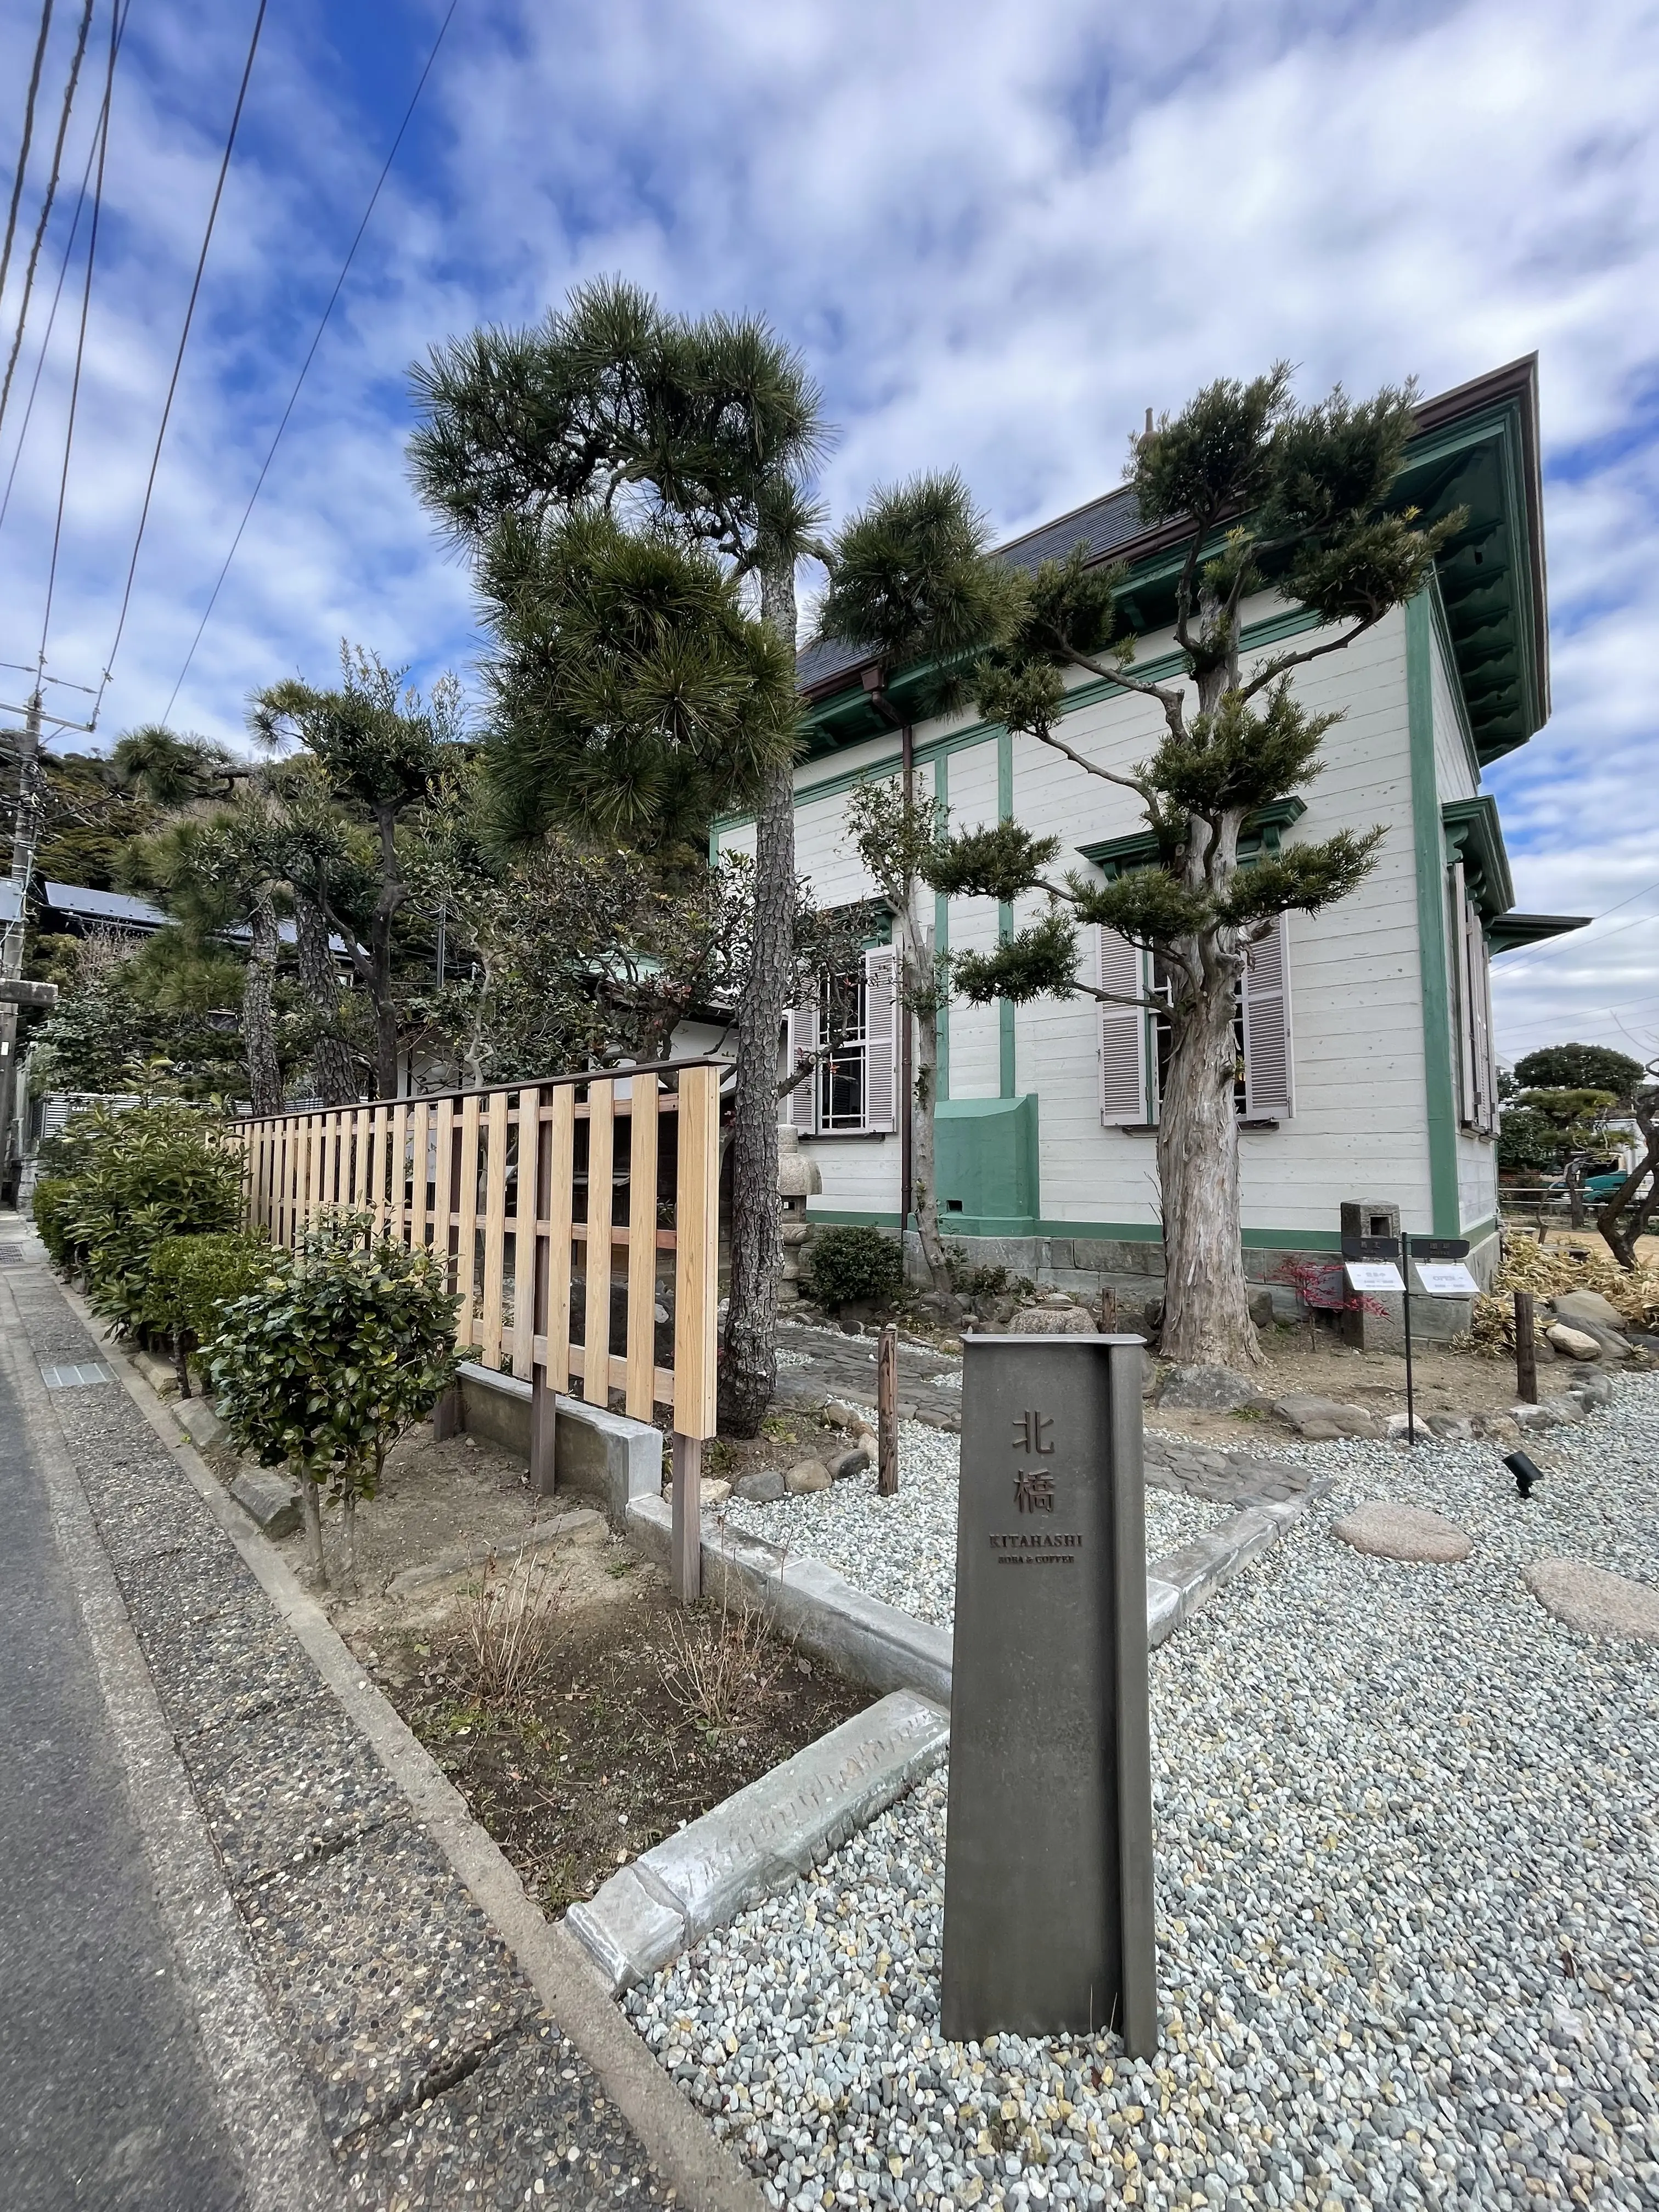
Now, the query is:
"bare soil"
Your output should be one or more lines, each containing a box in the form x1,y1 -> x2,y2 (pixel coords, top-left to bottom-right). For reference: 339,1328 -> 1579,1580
376,1581 -> 868,1913
278,1419 -> 868,1916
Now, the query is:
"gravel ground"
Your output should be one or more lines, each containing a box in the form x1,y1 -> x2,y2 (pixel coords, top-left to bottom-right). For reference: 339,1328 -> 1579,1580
629,1378 -> 1659,2211
721,1420 -> 1230,1629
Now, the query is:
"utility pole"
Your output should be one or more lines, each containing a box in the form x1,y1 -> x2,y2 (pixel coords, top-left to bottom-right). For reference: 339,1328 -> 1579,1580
1,691 -> 44,1194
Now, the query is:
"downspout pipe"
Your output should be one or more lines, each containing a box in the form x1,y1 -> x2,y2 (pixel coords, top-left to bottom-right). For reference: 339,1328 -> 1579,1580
861,665 -> 915,1249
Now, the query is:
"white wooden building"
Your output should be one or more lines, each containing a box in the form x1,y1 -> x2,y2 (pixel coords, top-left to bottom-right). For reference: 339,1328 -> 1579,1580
711,357 -> 1583,1307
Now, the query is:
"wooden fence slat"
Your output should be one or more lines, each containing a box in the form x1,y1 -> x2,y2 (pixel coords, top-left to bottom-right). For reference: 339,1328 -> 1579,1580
351,1108 -> 370,1209
624,1077 -> 660,1419
307,1113 -> 324,1226
284,1119 -> 302,1249
329,1110 -> 346,1209
511,1089 -> 538,1381
581,1080 -> 615,1404
432,1098 -> 455,1291
388,1103 -> 409,1244
371,1106 -> 391,1235
455,1092 -> 481,1348
408,1101 -> 430,1254
543,1087 -> 575,1395
672,1064 -> 720,1440
479,1091 -> 510,1366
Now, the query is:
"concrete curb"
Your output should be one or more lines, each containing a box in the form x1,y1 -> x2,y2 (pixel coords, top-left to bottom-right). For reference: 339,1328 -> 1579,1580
49,1269 -> 770,2212
568,1690 -> 950,1994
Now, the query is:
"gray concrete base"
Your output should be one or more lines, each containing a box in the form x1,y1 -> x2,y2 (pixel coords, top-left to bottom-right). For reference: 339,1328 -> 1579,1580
568,1691 -> 950,1993
456,1363 -> 663,1528
1144,1479 -> 1331,1646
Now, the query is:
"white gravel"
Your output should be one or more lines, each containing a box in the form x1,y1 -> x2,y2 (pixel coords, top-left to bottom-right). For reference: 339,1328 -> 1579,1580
722,1420 -> 1230,1629
629,1377 -> 1659,2210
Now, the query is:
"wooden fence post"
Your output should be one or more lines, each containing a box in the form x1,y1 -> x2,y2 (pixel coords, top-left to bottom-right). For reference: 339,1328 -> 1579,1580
670,1063 -> 720,1603
878,1323 -> 899,1496
1514,1289 -> 1538,1406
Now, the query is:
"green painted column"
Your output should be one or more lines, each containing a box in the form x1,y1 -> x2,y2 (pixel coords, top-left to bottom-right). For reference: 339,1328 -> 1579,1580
934,752 -> 950,1102
997,726 -> 1015,1098
1407,592 -> 1462,1237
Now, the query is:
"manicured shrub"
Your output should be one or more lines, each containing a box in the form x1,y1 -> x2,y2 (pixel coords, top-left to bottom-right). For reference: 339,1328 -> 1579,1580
34,1103 -> 244,1335
803,1222 -> 905,1311
208,1212 -> 459,1586
145,1231 -> 269,1396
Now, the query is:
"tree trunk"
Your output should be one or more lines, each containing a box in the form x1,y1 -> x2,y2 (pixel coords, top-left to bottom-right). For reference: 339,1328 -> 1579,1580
243,889 -> 283,1115
1155,944 -> 1262,1370
1567,1160 -> 1585,1231
300,1479 -> 326,1585
296,893 -> 357,1105
905,917 -> 950,1290
172,1330 -> 193,1398
1597,1097 -> 1658,1269
341,1486 -> 358,1589
719,558 -> 797,1438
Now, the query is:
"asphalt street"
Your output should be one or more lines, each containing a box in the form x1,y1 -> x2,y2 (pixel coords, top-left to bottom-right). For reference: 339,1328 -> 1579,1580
0,1356 -> 244,2210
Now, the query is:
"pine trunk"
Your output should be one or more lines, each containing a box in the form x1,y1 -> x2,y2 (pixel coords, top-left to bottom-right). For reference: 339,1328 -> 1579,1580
243,890 -> 283,1115
718,558 -> 797,1438
296,894 -> 357,1105
1155,962 -> 1262,1368
904,916 -> 950,1290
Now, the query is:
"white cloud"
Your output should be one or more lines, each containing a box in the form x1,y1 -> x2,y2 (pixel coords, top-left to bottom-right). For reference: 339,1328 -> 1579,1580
0,0 -> 1655,1064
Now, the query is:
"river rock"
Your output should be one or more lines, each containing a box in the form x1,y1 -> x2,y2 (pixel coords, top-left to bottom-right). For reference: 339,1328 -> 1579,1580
1158,1363 -> 1259,1413
1272,1393 -> 1386,1440
699,1477 -> 732,1505
1546,1323 -> 1602,1361
734,1470 -> 786,1504
1566,1369 -> 1615,1409
826,1447 -> 871,1482
1551,1288 -> 1628,1333
1007,1304 -> 1094,1335
785,1458 -> 833,1494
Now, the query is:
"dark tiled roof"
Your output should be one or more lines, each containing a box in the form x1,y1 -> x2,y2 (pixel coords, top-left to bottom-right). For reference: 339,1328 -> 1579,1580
799,482 -> 1143,697
41,879 -> 167,928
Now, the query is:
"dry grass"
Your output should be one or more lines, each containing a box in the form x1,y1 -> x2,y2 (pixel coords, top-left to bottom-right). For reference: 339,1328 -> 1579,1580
462,1544 -> 571,1704
1471,1232 -> 1659,1351
659,1584 -> 784,1736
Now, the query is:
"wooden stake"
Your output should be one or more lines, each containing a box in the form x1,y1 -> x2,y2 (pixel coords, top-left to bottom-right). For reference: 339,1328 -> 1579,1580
671,1431 -> 702,1601
1514,1289 -> 1538,1406
529,1363 -> 556,1496
877,1323 -> 899,1496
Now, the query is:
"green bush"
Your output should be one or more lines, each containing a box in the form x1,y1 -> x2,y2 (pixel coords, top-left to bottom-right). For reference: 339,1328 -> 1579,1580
145,1232 -> 269,1394
35,1103 -> 244,1336
31,1176 -> 77,1271
208,1212 -> 459,1586
803,1222 -> 905,1311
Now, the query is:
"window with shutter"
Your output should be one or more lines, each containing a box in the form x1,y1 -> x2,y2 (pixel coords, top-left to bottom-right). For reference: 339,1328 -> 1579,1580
1242,911 -> 1293,1119
1470,907 -> 1497,1135
784,1002 -> 818,1132
1097,926 -> 1149,1125
1449,861 -> 1477,1127
861,947 -> 898,1133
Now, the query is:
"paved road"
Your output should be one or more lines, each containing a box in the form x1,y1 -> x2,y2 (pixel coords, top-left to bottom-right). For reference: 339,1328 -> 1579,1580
0,1358 -> 244,2210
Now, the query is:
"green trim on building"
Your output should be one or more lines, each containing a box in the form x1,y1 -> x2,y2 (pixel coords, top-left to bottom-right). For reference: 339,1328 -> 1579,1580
1426,572 -> 1482,790
997,726 -> 1015,1098
1441,795 -> 1515,918
933,751 -> 950,1101
1407,591 -> 1463,1239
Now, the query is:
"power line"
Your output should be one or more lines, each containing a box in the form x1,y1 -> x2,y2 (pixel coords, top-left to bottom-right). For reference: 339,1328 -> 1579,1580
92,0 -> 268,715
35,0 -> 118,672
1495,873 -> 1659,981
0,0 -> 96,447
162,0 -> 462,724
0,86 -> 98,537
0,0 -> 57,312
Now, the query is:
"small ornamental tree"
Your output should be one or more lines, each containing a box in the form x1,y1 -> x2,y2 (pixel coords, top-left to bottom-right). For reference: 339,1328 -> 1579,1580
144,1231 -> 268,1396
208,1215 -> 460,1587
1512,1043 -> 1643,1099
822,373 -> 1460,1369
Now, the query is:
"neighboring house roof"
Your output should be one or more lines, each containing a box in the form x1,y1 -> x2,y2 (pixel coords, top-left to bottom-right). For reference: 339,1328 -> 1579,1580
801,354 -> 1549,771
39,879 -> 168,930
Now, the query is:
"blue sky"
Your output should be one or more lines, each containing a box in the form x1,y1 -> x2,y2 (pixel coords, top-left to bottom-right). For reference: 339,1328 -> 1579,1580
1,0 -> 1655,1065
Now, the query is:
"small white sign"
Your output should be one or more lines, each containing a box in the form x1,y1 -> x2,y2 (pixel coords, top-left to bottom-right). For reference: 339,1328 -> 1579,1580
1414,1261 -> 1481,1297
1345,1261 -> 1404,1294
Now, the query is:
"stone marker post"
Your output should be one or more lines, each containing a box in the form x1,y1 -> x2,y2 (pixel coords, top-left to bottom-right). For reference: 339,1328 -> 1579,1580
941,1334 -> 1156,2053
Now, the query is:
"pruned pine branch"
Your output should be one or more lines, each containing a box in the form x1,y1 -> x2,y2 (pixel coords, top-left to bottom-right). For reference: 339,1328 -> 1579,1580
1029,722 -> 1156,800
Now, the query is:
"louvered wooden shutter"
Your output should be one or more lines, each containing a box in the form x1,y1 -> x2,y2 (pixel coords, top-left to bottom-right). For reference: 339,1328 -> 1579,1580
785,1001 -> 818,1132
1450,860 -> 1476,1125
1469,904 -> 1496,1135
1097,926 -> 1147,1124
1242,911 -> 1293,1118
861,946 -> 898,1133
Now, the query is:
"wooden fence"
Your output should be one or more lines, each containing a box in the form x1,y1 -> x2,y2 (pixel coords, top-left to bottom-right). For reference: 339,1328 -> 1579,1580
232,1063 -> 723,1505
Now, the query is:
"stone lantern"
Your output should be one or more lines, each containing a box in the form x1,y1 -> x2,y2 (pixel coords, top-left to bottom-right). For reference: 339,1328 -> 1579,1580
777,1125 -> 821,1305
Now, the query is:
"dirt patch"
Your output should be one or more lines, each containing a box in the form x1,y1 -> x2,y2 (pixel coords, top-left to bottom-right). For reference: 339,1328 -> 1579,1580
373,1571 -> 870,1914
698,1406 -> 870,1490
